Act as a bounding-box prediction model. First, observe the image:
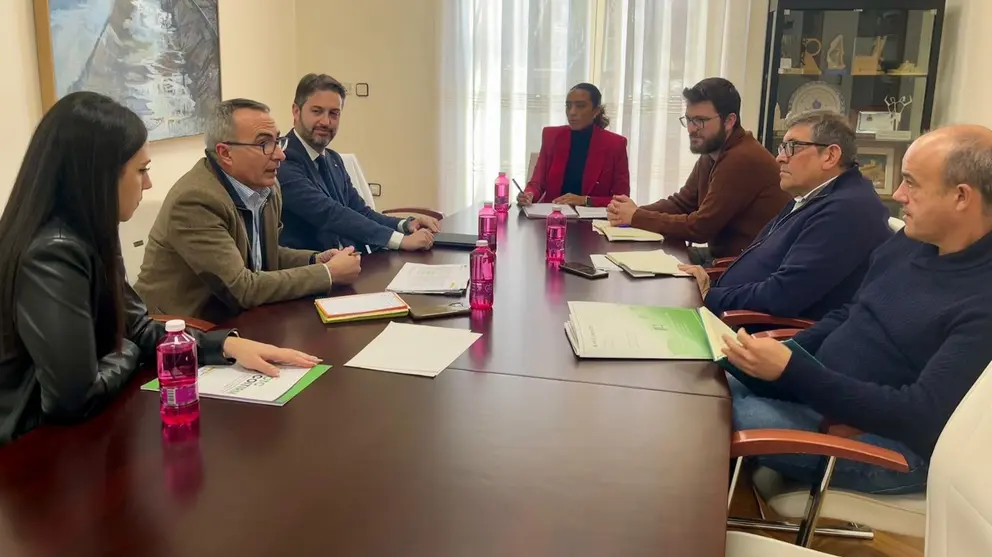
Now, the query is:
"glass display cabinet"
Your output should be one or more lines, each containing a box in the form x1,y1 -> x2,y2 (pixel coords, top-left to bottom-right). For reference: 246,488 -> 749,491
758,0 -> 945,215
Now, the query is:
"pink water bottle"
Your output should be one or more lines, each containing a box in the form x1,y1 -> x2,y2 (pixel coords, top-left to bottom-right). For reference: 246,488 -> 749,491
470,240 -> 495,310
546,205 -> 567,263
478,201 -> 497,252
494,172 -> 510,213
157,319 -> 199,426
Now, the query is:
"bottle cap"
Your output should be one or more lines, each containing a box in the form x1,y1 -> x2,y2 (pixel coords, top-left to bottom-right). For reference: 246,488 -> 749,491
483,201 -> 493,207
165,319 -> 186,333
476,240 -> 489,247
498,171 -> 506,176
551,204 -> 563,211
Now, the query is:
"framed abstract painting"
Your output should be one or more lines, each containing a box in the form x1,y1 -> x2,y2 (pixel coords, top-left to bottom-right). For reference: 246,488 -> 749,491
33,0 -> 222,141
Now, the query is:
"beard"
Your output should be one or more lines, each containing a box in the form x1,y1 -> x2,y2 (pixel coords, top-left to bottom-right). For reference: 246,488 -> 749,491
301,123 -> 334,150
689,125 -> 728,155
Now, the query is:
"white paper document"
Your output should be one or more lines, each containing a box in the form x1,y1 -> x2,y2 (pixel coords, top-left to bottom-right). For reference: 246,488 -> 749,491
142,364 -> 329,406
385,263 -> 469,294
575,206 -> 608,219
589,254 -> 622,272
590,220 -> 663,241
345,322 -> 482,377
522,204 -> 579,219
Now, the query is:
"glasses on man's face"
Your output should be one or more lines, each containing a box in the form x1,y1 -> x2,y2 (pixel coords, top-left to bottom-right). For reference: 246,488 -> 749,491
777,140 -> 832,158
223,136 -> 289,156
679,115 -> 717,129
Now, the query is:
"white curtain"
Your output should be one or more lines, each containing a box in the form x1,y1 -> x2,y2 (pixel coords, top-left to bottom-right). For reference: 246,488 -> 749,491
439,0 -> 766,212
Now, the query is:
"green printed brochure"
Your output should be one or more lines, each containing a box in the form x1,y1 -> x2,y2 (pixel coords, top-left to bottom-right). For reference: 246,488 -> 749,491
142,364 -> 330,406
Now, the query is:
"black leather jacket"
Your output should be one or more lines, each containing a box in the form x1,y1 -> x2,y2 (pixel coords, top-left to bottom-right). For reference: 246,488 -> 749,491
0,218 -> 232,444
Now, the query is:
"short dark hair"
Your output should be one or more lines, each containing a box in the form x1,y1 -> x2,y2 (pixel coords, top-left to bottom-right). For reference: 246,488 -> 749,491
682,77 -> 742,129
294,73 -> 347,108
0,92 -> 148,353
569,82 -> 610,129
785,110 -> 858,168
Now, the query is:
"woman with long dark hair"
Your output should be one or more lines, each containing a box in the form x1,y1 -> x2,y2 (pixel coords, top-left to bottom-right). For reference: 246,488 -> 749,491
518,82 -> 630,208
0,92 -> 320,444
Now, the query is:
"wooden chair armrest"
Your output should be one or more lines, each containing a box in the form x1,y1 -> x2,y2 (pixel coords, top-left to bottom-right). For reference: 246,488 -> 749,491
706,267 -> 727,280
818,418 -> 864,439
150,314 -> 217,332
721,310 -> 816,329
381,207 -> 445,220
711,257 -> 738,267
752,328 -> 803,341
731,429 -> 909,473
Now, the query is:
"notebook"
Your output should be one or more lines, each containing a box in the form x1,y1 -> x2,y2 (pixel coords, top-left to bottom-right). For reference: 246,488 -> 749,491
564,301 -> 739,360
522,204 -> 579,219
591,220 -> 664,241
606,250 -> 692,277
314,292 -> 410,324
142,365 -> 330,406
385,263 -> 469,295
433,232 -> 479,249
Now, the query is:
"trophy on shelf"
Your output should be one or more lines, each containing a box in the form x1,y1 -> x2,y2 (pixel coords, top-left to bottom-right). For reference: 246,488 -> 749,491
888,60 -> 926,76
885,95 -> 913,130
852,36 -> 887,75
801,38 -> 822,75
825,35 -> 846,72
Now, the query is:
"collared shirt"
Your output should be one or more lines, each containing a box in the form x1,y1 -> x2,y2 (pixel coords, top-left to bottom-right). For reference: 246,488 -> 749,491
225,172 -> 271,271
791,176 -> 836,213
292,129 -> 406,250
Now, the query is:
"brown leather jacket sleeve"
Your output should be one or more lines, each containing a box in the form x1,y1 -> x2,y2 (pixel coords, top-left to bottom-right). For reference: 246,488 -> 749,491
14,234 -> 231,423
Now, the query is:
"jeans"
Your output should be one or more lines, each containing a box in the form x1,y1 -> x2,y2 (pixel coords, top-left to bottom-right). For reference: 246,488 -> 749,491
728,374 -> 929,495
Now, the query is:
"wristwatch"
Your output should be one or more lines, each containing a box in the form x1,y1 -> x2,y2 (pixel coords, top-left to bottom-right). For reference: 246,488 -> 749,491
402,217 -> 415,234
584,196 -> 592,207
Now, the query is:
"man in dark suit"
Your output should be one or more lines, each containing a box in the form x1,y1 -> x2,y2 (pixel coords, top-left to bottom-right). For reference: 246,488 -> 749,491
278,74 -> 438,252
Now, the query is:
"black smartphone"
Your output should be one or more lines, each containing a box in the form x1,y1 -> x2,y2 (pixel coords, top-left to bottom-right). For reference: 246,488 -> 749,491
560,261 -> 608,279
409,302 -> 472,320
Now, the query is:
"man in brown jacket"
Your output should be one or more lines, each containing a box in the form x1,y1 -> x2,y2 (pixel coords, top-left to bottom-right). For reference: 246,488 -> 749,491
135,99 -> 362,323
607,78 -> 788,265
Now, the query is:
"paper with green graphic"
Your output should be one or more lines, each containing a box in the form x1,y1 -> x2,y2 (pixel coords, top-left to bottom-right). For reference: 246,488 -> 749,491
564,301 -> 738,360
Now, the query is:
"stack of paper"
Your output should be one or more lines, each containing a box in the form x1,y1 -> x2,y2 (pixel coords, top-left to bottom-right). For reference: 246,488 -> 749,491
314,292 -> 409,324
522,204 -> 579,219
576,206 -> 608,219
606,250 -> 691,277
385,263 -> 469,294
142,365 -> 330,406
345,322 -> 482,377
564,301 -> 738,360
591,220 -> 663,241
589,254 -> 622,272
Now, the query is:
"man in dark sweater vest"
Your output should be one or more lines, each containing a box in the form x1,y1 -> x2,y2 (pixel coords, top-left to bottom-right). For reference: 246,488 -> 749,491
606,78 -> 790,265
679,111 -> 892,320
722,125 -> 992,494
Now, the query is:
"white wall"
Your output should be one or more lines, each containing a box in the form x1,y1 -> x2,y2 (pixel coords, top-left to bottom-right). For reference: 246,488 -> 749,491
933,0 -> 992,128
0,0 -> 298,206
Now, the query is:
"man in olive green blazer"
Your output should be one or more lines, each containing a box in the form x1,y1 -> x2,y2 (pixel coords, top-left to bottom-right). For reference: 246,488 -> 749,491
135,99 -> 362,323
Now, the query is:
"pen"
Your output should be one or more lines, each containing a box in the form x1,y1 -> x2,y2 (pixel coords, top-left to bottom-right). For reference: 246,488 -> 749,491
512,178 -> 523,194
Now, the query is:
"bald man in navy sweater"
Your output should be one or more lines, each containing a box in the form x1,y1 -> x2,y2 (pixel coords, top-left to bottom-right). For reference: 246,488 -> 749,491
723,125 -> 992,494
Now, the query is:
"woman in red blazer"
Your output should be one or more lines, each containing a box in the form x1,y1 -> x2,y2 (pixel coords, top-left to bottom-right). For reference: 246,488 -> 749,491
518,83 -> 630,208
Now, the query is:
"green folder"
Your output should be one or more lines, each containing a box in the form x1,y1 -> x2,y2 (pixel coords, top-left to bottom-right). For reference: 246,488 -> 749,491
143,364 -> 330,407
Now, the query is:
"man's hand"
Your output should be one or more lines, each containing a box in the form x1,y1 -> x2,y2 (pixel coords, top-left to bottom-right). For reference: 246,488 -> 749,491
606,195 -> 637,226
678,264 -> 711,298
315,247 -> 343,264
408,215 -> 441,233
222,337 -> 322,377
516,191 -> 534,206
400,229 -> 434,251
721,329 -> 793,381
553,193 -> 588,206
326,249 -> 361,284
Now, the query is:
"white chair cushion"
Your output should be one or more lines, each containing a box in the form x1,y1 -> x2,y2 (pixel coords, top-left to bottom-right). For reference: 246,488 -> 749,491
888,216 -> 906,232
119,199 -> 162,285
339,153 -> 376,210
726,531 -> 825,556
752,466 -> 926,538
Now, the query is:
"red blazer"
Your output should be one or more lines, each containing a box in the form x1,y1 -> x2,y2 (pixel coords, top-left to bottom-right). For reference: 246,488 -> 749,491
525,125 -> 630,207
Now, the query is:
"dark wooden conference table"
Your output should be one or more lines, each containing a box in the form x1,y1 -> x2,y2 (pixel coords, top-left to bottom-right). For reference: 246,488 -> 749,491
0,207 -> 731,557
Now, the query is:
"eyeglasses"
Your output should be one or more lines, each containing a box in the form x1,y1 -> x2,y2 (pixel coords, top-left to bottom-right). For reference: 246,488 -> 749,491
222,136 -> 289,156
777,140 -> 832,158
679,115 -> 717,129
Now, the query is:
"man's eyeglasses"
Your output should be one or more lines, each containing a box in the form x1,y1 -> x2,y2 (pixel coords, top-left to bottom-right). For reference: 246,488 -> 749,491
222,136 -> 289,156
679,115 -> 717,129
777,140 -> 832,158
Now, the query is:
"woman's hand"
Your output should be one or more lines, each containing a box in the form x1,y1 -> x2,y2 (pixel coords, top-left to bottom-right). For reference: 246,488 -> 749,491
553,193 -> 588,206
222,337 -> 321,377
516,191 -> 534,206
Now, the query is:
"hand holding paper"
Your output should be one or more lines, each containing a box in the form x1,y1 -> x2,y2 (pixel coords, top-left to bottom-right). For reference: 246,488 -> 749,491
720,329 -> 793,381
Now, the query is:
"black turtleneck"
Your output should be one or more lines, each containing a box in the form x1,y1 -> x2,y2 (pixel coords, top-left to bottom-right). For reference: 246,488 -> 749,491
561,125 -> 594,197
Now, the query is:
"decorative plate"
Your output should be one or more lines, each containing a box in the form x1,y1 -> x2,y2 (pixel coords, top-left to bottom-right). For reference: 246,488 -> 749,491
787,81 -> 846,116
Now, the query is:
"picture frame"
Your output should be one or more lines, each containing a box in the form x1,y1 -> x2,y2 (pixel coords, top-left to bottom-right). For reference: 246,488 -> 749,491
856,147 -> 896,196
856,111 -> 896,134
32,0 -> 222,142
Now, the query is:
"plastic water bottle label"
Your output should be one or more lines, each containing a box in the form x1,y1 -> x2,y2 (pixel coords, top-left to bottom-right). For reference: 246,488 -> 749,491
161,384 -> 198,409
